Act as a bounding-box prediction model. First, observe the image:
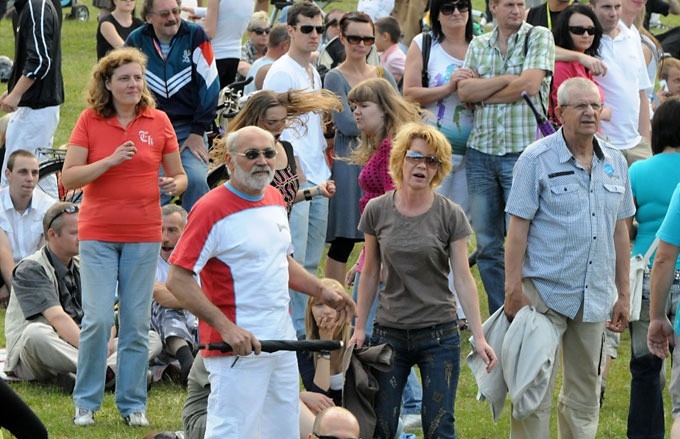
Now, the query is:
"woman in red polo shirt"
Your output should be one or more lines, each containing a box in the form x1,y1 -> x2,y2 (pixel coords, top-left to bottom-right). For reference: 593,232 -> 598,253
61,47 -> 187,427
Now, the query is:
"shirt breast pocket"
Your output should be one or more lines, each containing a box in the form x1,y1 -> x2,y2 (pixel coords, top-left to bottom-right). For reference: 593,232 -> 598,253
603,183 -> 625,214
549,183 -> 580,218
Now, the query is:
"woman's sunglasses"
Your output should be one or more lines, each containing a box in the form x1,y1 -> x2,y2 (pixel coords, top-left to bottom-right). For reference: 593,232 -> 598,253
440,2 -> 470,15
569,26 -> 597,36
343,34 -> 376,45
250,27 -> 271,35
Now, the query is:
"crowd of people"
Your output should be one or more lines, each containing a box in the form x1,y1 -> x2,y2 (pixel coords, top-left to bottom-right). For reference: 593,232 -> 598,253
1,0 -> 680,437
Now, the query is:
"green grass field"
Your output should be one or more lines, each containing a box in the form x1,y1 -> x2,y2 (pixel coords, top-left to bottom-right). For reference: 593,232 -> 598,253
0,1 -> 679,438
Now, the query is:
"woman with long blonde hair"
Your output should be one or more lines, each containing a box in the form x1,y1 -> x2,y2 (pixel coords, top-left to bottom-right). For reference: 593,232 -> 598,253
211,89 -> 341,214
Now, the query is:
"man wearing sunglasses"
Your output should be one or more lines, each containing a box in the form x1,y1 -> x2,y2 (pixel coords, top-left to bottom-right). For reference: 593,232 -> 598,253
263,2 -> 333,344
3,202 -> 162,393
166,126 -> 355,438
126,0 -> 219,213
457,0 -> 555,315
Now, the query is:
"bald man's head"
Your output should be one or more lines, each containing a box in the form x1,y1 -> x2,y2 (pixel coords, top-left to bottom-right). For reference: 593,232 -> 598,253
309,407 -> 360,439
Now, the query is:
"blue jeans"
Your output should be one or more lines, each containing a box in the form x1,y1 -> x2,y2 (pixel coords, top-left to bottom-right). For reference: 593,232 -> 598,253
628,272 -> 680,439
288,181 -> 328,337
466,148 -> 519,314
353,272 -> 422,414
370,322 -> 460,438
73,240 -> 161,417
161,144 -> 209,213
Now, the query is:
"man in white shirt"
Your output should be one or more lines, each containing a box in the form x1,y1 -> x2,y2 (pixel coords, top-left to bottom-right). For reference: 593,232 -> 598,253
263,1 -> 329,340
591,0 -> 652,166
0,149 -> 55,305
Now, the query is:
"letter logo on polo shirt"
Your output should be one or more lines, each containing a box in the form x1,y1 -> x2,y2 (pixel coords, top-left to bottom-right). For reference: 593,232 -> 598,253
139,130 -> 154,146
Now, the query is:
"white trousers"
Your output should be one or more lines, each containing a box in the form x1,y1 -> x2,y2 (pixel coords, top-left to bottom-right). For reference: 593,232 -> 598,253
204,352 -> 300,438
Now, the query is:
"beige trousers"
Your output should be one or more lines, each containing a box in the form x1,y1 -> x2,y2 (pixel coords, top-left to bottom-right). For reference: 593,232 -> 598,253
621,137 -> 652,167
511,280 -> 605,439
13,322 -> 162,381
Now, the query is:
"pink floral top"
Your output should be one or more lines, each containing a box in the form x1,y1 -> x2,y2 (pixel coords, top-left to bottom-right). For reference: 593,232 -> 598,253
357,137 -> 394,271
358,137 -> 395,214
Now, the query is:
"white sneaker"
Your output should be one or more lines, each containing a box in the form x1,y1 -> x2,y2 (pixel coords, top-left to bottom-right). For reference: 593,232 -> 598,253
124,411 -> 149,427
402,413 -> 422,430
73,407 -> 95,426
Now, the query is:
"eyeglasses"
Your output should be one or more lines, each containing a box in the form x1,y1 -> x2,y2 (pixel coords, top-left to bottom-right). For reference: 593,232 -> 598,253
311,433 -> 359,439
440,2 -> 470,15
250,27 -> 271,35
405,150 -> 440,167
150,7 -> 181,18
235,148 -> 278,160
295,25 -> 325,34
47,205 -> 79,230
568,26 -> 597,36
325,18 -> 339,27
343,34 -> 376,45
561,102 -> 603,111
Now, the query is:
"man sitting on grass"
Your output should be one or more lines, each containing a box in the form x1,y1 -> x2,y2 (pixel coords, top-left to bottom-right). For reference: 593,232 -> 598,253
150,204 -> 198,384
4,202 -> 162,393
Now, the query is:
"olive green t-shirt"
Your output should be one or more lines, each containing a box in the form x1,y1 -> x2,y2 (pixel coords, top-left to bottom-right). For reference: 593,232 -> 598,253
359,191 -> 472,329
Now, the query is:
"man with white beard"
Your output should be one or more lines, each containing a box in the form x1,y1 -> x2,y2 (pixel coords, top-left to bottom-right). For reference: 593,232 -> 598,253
165,126 -> 355,438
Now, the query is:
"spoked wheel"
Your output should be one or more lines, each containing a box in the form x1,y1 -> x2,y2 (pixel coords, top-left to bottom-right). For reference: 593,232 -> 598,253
71,4 -> 89,22
38,159 -> 84,204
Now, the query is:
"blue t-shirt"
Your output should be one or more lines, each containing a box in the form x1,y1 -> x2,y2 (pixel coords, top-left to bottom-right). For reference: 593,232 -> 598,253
656,183 -> 680,332
630,153 -> 680,270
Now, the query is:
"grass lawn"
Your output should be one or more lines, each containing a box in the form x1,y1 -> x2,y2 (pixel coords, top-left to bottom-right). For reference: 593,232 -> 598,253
0,1 -> 678,438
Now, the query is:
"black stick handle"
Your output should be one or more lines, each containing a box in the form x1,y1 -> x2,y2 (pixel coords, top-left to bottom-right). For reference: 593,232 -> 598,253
198,340 -> 344,353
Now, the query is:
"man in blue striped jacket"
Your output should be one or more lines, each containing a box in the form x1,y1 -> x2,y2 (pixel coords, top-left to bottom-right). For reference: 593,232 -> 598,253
127,0 -> 219,212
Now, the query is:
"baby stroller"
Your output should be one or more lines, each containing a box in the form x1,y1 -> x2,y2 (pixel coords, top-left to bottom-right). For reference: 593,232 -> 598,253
62,0 -> 89,21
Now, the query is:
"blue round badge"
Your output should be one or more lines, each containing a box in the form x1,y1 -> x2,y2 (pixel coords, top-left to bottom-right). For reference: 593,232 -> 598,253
604,163 -> 614,176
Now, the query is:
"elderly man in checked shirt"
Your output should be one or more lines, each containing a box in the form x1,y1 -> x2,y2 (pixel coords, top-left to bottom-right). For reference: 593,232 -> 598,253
503,77 -> 634,438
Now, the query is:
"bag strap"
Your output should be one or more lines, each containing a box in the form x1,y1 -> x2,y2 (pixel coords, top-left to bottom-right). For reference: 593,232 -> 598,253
643,237 -> 660,264
522,26 -> 548,119
421,32 -> 432,88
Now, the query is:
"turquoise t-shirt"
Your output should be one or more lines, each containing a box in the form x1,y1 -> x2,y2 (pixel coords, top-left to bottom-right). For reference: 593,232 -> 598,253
630,153 -> 680,270
656,183 -> 680,333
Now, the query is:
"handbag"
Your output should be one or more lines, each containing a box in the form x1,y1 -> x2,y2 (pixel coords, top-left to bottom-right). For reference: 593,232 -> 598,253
629,237 -> 659,321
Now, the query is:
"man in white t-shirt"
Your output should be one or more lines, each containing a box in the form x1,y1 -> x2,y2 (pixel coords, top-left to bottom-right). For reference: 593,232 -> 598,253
591,0 -> 652,166
0,150 -> 56,306
263,1 -> 329,340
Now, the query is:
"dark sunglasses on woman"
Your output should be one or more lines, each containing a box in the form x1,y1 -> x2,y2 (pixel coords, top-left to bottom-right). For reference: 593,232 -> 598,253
343,34 -> 376,45
251,27 -> 271,35
568,26 -> 597,36
440,2 -> 470,15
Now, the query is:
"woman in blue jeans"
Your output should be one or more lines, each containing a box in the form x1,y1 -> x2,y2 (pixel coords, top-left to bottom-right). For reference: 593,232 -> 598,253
62,48 -> 187,427
626,98 -> 680,438
350,122 -> 496,438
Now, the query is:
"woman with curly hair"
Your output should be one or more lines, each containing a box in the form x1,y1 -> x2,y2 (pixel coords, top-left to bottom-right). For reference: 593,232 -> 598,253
350,122 -> 496,438
62,47 -> 187,427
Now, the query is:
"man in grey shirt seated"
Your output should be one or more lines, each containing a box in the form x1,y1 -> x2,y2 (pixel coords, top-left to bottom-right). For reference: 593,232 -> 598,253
4,202 -> 161,393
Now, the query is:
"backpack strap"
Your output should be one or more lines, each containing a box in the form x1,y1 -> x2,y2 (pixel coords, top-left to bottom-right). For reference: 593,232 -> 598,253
421,32 -> 432,88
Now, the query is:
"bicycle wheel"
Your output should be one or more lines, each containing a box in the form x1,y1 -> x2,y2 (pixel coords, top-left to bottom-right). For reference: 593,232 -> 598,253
207,164 -> 229,189
38,159 -> 84,203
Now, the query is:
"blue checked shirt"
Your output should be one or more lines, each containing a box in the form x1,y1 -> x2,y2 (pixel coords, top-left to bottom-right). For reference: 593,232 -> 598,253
463,22 -> 554,155
506,130 -> 635,322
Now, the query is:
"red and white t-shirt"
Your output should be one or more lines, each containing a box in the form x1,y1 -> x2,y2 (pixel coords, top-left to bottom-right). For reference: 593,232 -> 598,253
170,184 -> 295,357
